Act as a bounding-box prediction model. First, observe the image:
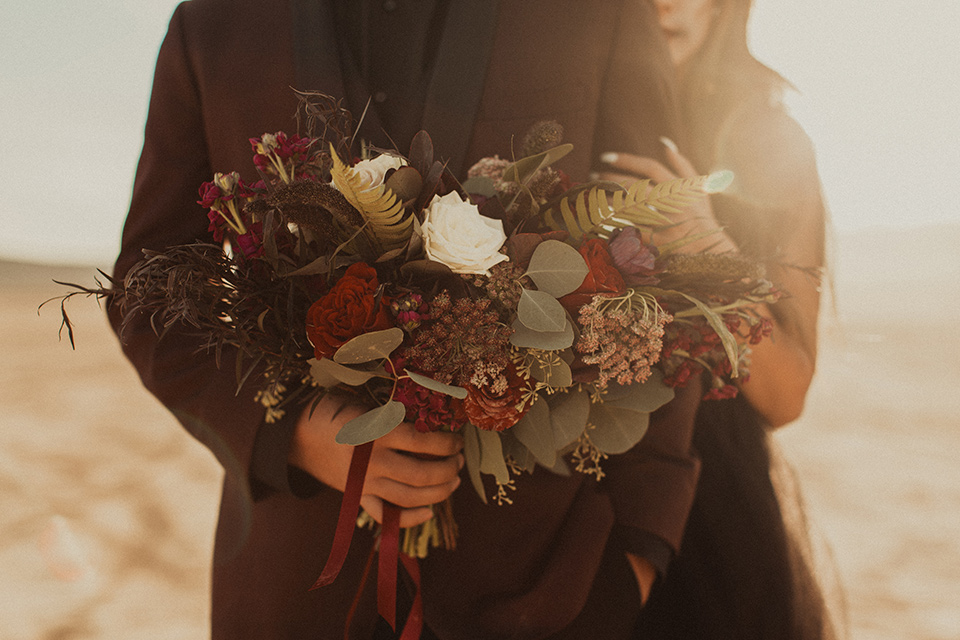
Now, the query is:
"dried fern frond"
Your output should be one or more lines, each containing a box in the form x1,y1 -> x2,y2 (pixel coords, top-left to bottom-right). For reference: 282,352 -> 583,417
540,175 -> 719,241
329,144 -> 414,253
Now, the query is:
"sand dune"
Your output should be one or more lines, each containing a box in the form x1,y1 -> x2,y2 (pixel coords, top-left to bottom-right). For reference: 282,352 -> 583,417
1,225 -> 958,639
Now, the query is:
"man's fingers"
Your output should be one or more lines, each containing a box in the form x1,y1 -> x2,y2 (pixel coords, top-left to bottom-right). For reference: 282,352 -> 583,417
359,496 -> 435,529
378,421 -> 464,458
368,445 -> 464,489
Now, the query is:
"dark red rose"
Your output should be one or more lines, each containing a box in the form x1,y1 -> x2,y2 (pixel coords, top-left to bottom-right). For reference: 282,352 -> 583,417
460,362 -> 533,432
559,238 -> 627,310
305,263 -> 394,359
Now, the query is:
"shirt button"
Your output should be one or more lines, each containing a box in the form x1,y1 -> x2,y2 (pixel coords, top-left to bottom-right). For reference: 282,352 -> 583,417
374,91 -> 388,104
383,0 -> 397,11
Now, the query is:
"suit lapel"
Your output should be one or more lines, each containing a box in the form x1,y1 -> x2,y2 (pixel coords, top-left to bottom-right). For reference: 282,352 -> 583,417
420,0 -> 500,178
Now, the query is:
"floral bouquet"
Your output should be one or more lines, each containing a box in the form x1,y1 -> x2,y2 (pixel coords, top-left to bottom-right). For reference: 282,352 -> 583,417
52,93 -> 777,634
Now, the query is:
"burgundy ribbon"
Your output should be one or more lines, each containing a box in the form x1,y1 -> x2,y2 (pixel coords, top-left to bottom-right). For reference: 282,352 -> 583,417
311,443 -> 425,639
378,503 -> 401,629
399,554 -> 424,640
310,441 -> 374,591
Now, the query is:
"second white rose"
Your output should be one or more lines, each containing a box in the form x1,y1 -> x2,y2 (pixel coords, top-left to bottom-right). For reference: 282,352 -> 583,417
421,192 -> 509,276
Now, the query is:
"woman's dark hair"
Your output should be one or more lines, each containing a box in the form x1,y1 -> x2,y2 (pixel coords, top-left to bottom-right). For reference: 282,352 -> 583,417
636,2 -> 841,638
677,0 -> 789,171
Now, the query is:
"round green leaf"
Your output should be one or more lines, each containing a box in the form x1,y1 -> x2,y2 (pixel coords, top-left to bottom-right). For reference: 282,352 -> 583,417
509,318 -> 574,350
312,357 -> 382,387
463,425 -> 487,503
476,427 -> 510,484
526,354 -> 573,387
601,370 -> 675,413
517,289 -> 567,332
334,401 -> 406,445
549,389 -> 591,450
525,239 -> 589,298
405,369 -> 468,399
587,405 -> 650,455
333,327 -> 404,365
512,397 -> 555,468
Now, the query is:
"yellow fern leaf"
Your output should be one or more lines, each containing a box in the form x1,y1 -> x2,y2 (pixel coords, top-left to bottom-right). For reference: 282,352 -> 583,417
329,144 -> 413,252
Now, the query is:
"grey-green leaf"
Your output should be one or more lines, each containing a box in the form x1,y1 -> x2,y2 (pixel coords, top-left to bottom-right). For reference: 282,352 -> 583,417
517,289 -> 567,332
525,239 -> 589,297
405,369 -> 468,399
476,427 -> 510,484
549,389 -> 591,450
463,425 -> 487,503
334,401 -> 405,445
512,397 -> 555,468
587,405 -> 650,455
601,370 -> 675,413
509,318 -> 574,350
527,356 -> 573,387
333,327 -> 404,365
312,357 -> 382,387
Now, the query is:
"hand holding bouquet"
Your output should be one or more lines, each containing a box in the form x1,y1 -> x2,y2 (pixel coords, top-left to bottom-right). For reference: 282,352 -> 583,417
51,93 -> 778,636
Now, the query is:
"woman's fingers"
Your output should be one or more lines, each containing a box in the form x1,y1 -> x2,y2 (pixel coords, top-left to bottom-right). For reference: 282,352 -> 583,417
599,152 -> 677,183
659,138 -> 699,178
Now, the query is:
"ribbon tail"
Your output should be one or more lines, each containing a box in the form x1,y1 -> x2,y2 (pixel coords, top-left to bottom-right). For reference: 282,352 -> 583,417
310,441 -> 374,590
399,554 -> 423,640
378,503 -> 401,630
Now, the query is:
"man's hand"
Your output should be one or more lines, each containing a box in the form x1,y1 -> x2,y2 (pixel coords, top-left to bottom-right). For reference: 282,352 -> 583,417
289,395 -> 464,528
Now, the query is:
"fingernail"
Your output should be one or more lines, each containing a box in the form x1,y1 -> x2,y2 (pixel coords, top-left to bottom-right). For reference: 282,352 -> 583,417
659,136 -> 679,153
599,152 -> 619,164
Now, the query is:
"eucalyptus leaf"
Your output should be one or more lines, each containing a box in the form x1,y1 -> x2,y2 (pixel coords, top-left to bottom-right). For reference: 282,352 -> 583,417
587,405 -> 651,455
283,254 -> 331,277
463,425 -> 487,503
601,370 -> 675,413
512,397 -> 556,468
334,401 -> 405,445
500,431 -> 537,474
549,389 -> 591,450
517,289 -> 567,332
312,357 -> 382,386
461,175 -> 497,198
405,369 -> 468,399
333,327 -> 404,365
509,318 -> 574,350
525,239 -> 589,297
527,357 -> 573,387
476,427 -> 510,485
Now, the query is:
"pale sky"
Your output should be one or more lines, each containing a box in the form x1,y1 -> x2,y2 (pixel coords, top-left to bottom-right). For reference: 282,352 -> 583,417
2,1 -> 958,265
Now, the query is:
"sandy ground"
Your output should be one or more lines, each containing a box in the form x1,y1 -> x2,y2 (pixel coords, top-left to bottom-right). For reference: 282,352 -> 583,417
2,225 -> 959,639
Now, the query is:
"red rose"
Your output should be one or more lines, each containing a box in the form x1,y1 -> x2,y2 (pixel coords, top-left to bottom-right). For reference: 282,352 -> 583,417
305,263 -> 394,359
460,362 -> 533,432
559,238 -> 627,310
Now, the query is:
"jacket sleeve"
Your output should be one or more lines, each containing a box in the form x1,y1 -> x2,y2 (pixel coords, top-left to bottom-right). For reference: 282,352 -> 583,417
109,4 -> 266,500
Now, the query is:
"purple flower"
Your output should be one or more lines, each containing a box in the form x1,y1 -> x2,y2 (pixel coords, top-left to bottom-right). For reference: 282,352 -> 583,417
609,227 -> 660,286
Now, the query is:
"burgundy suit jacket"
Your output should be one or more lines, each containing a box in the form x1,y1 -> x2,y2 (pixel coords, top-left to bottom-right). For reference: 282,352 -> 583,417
112,1 -> 700,638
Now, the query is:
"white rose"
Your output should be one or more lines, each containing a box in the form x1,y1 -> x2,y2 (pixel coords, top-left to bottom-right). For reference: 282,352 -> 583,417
354,154 -> 406,190
422,192 -> 509,275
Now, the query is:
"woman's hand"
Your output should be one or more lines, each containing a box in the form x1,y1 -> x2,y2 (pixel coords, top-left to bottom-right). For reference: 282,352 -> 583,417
598,139 -> 736,254
290,395 -> 464,528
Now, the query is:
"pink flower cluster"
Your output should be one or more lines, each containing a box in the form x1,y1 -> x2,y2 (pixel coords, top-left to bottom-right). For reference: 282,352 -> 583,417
575,297 -> 670,388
